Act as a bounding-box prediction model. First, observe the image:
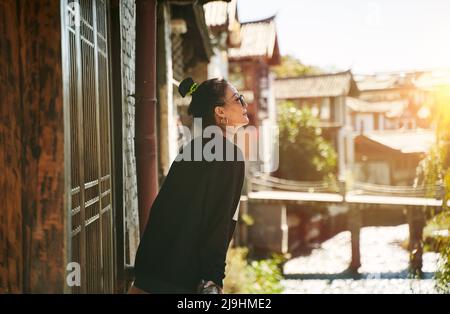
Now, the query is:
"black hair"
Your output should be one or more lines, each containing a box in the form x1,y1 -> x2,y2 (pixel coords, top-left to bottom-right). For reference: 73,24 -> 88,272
178,77 -> 228,127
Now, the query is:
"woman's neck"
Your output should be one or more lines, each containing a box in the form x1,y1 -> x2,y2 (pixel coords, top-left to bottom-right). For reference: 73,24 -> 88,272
221,125 -> 239,141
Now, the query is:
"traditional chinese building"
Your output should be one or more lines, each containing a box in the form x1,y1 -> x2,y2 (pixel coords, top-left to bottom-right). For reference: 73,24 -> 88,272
274,71 -> 360,177
354,129 -> 435,185
354,72 -> 424,130
227,15 -> 281,173
228,15 -> 280,128
203,0 -> 241,79
156,0 -> 229,179
346,97 -> 409,132
0,0 -> 226,294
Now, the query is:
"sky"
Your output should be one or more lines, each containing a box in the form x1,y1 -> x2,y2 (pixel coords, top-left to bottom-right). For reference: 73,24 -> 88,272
237,0 -> 450,74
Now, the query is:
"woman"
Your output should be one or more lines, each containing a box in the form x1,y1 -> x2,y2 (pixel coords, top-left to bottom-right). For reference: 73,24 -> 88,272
129,77 -> 249,294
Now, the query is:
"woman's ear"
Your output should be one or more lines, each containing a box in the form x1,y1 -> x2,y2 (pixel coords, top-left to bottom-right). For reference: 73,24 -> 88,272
214,105 -> 226,118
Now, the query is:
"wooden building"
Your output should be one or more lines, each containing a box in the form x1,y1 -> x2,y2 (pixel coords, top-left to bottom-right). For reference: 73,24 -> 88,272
354,72 -> 423,130
203,0 -> 241,79
346,97 -> 409,132
228,15 -> 281,128
0,0 -> 224,294
274,71 -> 359,177
354,130 -> 434,185
228,15 -> 281,173
413,69 -> 450,129
157,0 -> 228,178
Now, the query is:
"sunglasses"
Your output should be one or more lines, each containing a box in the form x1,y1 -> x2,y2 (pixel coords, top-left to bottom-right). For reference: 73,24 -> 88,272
225,93 -> 247,107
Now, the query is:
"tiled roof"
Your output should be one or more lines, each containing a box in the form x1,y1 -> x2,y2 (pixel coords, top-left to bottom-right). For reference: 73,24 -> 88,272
274,71 -> 359,99
203,0 -> 237,29
413,69 -> 450,89
228,15 -> 278,61
347,97 -> 408,118
357,129 -> 434,154
355,69 -> 450,91
355,72 -> 417,91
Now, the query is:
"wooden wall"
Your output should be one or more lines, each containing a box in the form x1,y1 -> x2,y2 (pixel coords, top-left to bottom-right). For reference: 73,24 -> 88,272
0,0 -> 67,293
0,0 -> 23,295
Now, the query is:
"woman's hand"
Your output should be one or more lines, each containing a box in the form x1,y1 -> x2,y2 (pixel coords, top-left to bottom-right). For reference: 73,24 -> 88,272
197,280 -> 223,294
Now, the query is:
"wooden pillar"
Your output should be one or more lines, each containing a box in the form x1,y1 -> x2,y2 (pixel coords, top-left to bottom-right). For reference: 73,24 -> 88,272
109,0 -> 126,293
348,204 -> 361,272
20,0 -> 66,293
407,206 -> 425,275
1,0 -> 66,293
135,0 -> 159,236
0,0 -> 23,294
248,201 -> 288,254
238,196 -> 249,246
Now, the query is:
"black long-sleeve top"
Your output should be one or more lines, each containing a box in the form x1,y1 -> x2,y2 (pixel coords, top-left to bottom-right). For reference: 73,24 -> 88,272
133,135 -> 245,293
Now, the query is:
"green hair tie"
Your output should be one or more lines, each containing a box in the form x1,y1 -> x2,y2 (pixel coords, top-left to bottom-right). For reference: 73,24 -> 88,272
187,82 -> 198,96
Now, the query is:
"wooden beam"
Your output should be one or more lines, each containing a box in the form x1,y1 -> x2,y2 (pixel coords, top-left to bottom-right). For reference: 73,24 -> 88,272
348,204 -> 361,272
109,0 -> 125,293
407,206 -> 425,275
1,0 -> 67,293
0,0 -> 23,294
18,0 -> 66,293
248,190 -> 444,208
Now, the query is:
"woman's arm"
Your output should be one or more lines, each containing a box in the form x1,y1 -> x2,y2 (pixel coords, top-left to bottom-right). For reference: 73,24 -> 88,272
198,161 -> 244,289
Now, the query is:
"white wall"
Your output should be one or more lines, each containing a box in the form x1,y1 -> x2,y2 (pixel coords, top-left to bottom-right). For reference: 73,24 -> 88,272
355,113 -> 374,133
261,72 -> 279,173
120,0 -> 139,264
207,48 -> 228,79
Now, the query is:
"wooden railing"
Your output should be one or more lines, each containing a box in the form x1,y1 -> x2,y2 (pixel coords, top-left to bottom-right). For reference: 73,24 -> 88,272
243,172 -> 447,274
248,172 -> 444,199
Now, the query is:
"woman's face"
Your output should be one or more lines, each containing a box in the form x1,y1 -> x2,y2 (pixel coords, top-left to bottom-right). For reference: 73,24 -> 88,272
215,83 -> 249,128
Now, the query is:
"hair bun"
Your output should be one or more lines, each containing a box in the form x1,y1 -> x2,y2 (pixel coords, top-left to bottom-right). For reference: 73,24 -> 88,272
178,77 -> 198,98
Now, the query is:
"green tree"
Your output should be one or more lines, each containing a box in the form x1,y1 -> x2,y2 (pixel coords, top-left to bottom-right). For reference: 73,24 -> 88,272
276,101 -> 337,181
271,55 -> 321,78
223,248 -> 284,294
416,85 -> 450,293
